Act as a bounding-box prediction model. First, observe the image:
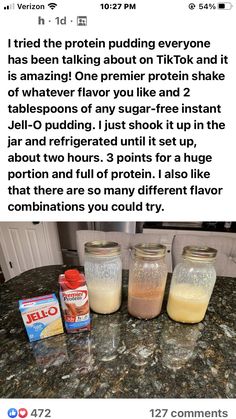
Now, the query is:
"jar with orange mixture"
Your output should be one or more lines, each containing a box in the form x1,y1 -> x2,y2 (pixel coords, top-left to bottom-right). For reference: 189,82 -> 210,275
128,244 -> 168,319
167,246 -> 217,324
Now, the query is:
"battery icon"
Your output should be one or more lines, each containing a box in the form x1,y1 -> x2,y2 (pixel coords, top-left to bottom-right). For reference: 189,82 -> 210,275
218,2 -> 233,9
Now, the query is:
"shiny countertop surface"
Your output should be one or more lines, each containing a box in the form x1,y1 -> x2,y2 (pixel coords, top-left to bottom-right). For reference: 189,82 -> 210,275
0,265 -> 235,398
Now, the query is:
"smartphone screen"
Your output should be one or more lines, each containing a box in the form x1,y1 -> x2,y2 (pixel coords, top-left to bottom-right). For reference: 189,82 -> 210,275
0,0 -> 235,416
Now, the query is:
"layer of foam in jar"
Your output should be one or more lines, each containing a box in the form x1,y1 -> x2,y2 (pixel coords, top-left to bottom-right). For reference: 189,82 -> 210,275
87,283 -> 121,314
167,283 -> 210,323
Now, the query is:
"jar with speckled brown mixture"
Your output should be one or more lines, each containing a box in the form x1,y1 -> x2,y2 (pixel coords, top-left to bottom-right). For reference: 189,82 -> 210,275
128,244 -> 168,320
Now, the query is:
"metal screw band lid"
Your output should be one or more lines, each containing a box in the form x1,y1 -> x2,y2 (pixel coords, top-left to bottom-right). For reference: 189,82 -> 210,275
85,241 -> 121,256
133,243 -> 166,259
182,246 -> 217,262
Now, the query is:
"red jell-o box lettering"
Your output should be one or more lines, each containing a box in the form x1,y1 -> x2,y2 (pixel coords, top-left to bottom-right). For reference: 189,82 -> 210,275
26,306 -> 58,324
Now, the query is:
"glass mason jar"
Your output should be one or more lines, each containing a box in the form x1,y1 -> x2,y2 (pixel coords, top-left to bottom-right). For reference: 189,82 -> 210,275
84,241 -> 122,314
128,243 -> 168,319
167,246 -> 217,324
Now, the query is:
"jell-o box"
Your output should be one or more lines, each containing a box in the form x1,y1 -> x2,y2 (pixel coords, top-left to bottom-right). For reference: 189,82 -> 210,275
19,293 -> 64,342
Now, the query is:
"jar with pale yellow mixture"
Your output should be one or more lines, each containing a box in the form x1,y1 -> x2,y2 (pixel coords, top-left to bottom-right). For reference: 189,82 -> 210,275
167,246 -> 217,323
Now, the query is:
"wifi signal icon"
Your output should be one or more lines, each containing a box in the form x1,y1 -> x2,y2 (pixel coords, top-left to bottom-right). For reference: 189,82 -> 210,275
48,2 -> 57,9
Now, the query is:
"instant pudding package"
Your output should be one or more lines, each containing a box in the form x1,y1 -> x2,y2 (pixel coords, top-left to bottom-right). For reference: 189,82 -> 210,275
19,294 -> 64,342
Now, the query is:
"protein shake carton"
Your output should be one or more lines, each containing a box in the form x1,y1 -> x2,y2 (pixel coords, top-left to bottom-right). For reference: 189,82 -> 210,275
19,294 -> 64,342
59,269 -> 91,333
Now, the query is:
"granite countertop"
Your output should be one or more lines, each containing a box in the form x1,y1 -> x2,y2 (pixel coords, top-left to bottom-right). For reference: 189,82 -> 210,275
0,265 -> 235,398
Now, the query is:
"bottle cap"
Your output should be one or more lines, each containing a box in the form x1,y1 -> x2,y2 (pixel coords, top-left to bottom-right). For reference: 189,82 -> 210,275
63,269 -> 85,289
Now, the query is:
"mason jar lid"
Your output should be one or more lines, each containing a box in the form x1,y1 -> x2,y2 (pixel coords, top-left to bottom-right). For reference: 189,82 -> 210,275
133,243 -> 166,259
182,245 -> 217,262
85,240 -> 121,256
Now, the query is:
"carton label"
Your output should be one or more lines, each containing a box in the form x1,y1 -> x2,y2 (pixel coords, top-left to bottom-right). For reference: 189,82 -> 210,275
60,285 -> 90,330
